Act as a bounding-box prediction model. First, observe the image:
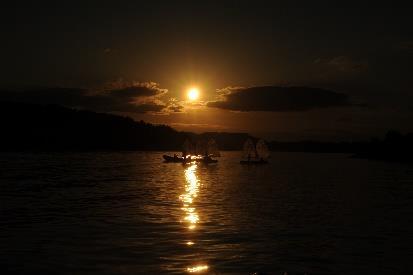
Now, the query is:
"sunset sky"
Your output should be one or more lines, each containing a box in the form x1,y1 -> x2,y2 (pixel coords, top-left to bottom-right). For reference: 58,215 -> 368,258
1,1 -> 412,140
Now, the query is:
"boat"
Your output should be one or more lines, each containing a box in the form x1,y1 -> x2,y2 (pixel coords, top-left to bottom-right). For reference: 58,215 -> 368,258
163,154 -> 186,163
163,138 -> 219,164
240,138 -> 270,165
182,138 -> 193,156
195,138 -> 220,163
207,138 -> 221,157
163,139 -> 191,163
198,156 -> 218,164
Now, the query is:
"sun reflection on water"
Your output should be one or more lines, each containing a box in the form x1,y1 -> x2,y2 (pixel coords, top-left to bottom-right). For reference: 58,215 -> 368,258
180,163 -> 200,230
179,163 -> 209,273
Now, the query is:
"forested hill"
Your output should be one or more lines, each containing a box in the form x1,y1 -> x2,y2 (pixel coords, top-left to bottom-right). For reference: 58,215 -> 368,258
2,101 -> 412,162
0,101 -> 251,151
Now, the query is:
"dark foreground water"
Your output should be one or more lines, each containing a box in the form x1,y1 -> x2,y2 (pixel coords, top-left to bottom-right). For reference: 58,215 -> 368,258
1,152 -> 412,274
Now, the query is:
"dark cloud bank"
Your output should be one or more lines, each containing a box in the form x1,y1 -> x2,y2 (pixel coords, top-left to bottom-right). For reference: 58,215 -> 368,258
208,86 -> 351,112
0,84 -> 167,114
0,85 -> 353,115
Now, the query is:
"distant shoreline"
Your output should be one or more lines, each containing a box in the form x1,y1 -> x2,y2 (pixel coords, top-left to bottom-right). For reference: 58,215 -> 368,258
0,101 -> 412,162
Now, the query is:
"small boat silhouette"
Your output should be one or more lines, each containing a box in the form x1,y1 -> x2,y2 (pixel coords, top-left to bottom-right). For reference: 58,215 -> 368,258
240,138 -> 270,165
163,138 -> 219,164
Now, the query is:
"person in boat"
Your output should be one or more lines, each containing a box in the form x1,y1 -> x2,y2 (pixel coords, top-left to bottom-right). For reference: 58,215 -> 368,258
182,151 -> 188,163
203,151 -> 211,162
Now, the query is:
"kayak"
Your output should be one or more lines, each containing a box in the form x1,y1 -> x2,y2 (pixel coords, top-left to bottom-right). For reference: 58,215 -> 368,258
163,155 -> 185,163
240,159 -> 268,165
163,155 -> 218,164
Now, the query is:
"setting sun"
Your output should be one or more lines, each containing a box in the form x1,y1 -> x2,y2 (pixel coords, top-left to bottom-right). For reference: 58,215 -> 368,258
187,87 -> 200,101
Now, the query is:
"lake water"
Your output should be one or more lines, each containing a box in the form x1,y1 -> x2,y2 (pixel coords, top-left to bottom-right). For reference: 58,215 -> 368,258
1,152 -> 412,274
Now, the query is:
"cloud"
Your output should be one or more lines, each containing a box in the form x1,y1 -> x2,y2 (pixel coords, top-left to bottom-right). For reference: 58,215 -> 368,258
0,82 -> 168,114
328,56 -> 368,73
108,86 -> 160,98
207,86 -> 351,112
104,81 -> 167,98
166,104 -> 184,113
314,56 -> 369,79
101,82 -> 168,113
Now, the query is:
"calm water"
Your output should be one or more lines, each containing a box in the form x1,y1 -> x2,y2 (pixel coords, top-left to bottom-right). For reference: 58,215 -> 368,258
1,152 -> 412,274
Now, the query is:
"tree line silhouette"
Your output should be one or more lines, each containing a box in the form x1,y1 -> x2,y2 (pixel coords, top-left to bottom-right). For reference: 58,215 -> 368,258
269,130 -> 413,162
0,101 -> 250,151
1,101 -> 412,162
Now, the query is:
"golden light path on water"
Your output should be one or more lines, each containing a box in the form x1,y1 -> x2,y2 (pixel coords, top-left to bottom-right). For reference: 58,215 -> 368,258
180,163 -> 200,230
179,162 -> 209,273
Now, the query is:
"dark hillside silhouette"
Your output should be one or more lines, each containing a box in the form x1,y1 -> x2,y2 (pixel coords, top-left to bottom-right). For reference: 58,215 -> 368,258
268,131 -> 413,162
354,130 -> 413,162
0,101 -> 186,151
0,101 -> 253,151
1,101 -> 412,162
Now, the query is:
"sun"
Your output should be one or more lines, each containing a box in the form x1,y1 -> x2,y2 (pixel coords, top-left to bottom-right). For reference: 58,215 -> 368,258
187,87 -> 200,101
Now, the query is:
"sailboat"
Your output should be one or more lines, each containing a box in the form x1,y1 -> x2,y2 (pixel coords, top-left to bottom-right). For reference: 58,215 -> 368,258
196,140 -> 206,156
163,138 -> 218,164
207,138 -> 221,157
195,138 -> 218,163
182,138 -> 194,156
240,138 -> 270,164
163,138 -> 191,163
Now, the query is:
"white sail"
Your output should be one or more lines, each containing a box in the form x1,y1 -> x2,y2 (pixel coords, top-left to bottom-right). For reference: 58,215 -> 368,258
196,140 -> 207,156
207,139 -> 220,157
182,139 -> 191,156
243,138 -> 257,159
256,139 -> 270,160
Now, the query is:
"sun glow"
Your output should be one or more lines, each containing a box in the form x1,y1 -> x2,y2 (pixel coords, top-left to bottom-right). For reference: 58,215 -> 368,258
187,87 -> 200,101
